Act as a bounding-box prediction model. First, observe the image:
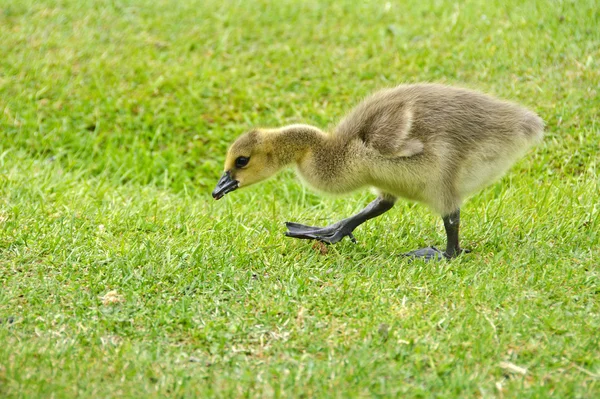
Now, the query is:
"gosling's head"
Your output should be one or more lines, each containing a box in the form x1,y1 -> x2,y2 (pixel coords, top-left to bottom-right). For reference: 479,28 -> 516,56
212,129 -> 281,200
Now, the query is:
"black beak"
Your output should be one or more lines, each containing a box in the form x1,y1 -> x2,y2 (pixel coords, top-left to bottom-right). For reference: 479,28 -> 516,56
212,171 -> 239,200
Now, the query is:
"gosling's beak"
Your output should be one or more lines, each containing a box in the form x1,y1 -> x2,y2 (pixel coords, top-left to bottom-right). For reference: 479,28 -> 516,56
212,171 -> 239,200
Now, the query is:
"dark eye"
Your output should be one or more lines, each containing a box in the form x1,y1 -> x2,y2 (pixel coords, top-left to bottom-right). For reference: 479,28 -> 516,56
235,156 -> 250,168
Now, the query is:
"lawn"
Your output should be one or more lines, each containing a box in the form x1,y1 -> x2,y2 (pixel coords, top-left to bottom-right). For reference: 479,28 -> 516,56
0,0 -> 598,397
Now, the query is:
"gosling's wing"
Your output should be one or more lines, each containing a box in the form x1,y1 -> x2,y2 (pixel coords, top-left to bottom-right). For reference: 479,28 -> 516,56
335,89 -> 423,157
363,106 -> 423,157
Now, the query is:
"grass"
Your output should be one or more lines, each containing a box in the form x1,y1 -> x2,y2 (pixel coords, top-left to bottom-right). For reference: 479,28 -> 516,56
0,0 -> 599,397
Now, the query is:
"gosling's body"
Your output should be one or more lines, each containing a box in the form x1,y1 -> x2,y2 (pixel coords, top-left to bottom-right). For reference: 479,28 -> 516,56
291,84 -> 543,214
213,83 -> 544,259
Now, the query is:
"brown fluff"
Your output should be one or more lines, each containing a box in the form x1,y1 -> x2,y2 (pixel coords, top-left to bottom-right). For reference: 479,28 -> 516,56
221,83 -> 544,216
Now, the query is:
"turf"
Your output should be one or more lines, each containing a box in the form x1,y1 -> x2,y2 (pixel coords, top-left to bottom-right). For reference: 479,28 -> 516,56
0,0 -> 599,397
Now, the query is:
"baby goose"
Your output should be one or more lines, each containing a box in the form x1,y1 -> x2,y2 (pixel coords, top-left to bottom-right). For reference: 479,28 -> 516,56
212,84 -> 544,260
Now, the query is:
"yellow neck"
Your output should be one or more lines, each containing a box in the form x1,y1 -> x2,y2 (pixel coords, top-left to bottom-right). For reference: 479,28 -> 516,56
266,124 -> 329,166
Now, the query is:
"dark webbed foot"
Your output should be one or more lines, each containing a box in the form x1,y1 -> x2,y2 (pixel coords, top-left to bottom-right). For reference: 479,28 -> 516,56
285,222 -> 357,244
284,197 -> 395,245
402,246 -> 471,261
402,246 -> 447,261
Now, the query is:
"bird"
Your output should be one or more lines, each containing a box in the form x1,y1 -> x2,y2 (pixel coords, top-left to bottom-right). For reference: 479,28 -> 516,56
212,83 -> 544,260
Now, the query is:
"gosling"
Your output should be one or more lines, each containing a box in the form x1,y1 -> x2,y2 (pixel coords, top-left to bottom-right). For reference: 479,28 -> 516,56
212,83 -> 544,260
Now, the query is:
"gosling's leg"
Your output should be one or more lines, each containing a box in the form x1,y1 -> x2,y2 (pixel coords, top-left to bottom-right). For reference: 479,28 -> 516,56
403,209 -> 467,260
442,209 -> 462,258
285,196 -> 395,244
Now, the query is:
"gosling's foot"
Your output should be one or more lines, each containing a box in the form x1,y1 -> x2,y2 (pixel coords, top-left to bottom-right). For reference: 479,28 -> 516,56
402,246 -> 447,261
402,246 -> 471,261
285,222 -> 357,244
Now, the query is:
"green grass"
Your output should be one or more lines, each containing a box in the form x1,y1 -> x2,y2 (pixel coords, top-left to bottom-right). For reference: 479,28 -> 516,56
1,0 -> 599,397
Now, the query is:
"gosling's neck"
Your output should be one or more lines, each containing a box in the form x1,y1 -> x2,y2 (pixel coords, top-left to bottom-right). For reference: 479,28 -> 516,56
264,124 -> 364,194
264,124 -> 330,166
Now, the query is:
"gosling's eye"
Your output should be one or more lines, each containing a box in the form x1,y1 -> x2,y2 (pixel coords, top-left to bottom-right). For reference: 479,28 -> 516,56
235,156 -> 250,168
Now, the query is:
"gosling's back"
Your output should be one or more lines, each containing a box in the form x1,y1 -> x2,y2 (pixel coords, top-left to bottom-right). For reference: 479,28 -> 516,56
335,84 -> 543,152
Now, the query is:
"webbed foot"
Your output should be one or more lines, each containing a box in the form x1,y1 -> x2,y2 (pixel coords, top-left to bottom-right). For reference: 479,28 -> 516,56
285,222 -> 357,244
402,246 -> 471,261
402,246 -> 447,261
